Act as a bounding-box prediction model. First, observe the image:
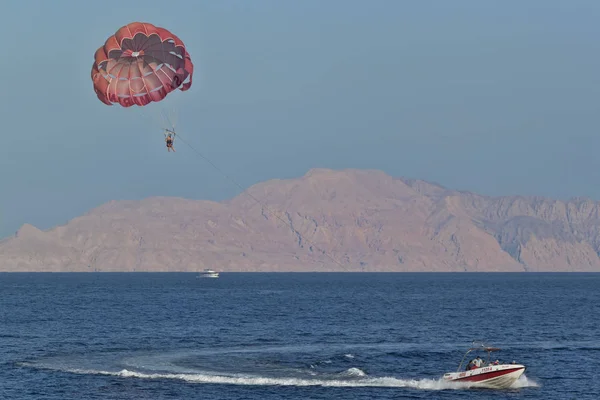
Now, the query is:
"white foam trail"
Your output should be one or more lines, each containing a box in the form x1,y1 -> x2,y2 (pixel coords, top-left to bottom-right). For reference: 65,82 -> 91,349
510,374 -> 540,388
61,367 -> 474,390
342,367 -> 366,377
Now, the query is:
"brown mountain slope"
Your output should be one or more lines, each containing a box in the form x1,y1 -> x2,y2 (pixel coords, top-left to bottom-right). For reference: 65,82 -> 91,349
1,168 -> 599,272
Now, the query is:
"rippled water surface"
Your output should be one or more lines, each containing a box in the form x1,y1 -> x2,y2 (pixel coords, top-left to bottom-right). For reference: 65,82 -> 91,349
1,272 -> 598,399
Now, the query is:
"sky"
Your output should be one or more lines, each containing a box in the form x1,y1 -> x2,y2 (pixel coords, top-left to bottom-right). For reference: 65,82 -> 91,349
1,0 -> 600,239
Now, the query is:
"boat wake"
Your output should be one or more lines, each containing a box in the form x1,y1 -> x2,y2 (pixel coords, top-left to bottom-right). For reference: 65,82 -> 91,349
32,365 -> 479,389
18,344 -> 539,391
19,362 -> 538,390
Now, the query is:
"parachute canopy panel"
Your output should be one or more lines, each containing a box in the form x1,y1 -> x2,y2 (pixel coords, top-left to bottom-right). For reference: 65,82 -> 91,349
92,22 -> 194,107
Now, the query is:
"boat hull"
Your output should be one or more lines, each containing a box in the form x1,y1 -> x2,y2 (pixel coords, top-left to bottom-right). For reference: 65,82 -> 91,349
443,364 -> 525,389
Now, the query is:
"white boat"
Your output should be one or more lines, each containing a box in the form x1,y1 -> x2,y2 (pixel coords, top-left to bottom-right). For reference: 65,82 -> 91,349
443,342 -> 526,389
197,269 -> 219,278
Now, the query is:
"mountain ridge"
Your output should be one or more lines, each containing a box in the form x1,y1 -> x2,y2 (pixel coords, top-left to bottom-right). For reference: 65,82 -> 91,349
2,168 -> 599,272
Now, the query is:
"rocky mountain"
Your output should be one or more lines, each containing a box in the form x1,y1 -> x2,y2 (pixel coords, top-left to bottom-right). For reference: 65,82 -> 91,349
2,168 -> 600,272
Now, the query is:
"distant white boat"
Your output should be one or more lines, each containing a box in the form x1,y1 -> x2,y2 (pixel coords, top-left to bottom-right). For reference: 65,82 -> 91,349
197,269 -> 219,278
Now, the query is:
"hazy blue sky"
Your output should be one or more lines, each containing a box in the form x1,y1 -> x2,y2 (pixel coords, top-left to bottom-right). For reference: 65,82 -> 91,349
1,0 -> 600,238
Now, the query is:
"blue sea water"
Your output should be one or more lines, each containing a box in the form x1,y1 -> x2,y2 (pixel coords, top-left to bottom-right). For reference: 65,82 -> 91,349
1,272 -> 599,399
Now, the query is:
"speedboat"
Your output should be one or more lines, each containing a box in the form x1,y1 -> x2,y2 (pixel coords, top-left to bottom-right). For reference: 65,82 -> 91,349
198,269 -> 219,278
443,342 -> 526,389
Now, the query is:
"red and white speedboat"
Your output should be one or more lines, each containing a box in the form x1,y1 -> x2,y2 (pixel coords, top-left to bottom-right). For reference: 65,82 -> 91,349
443,343 -> 526,389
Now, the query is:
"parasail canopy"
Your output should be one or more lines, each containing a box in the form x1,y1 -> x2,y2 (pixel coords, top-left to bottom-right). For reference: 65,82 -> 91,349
91,22 -> 194,107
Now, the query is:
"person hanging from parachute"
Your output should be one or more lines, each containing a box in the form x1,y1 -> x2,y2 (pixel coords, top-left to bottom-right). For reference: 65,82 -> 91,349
164,129 -> 176,152
91,22 -> 194,151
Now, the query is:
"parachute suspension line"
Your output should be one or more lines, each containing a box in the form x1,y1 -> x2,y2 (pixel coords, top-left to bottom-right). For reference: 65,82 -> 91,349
161,108 -> 178,132
173,133 -> 350,271
162,109 -> 178,142
138,107 -> 171,138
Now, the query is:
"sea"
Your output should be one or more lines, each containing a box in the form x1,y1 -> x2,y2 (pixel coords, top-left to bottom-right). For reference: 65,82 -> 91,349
1,272 -> 598,399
